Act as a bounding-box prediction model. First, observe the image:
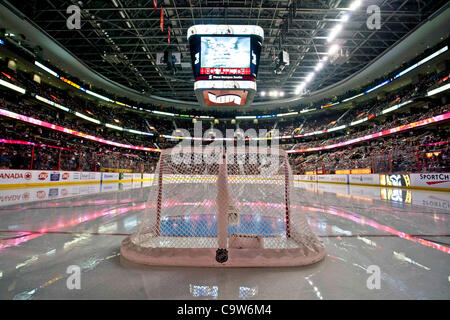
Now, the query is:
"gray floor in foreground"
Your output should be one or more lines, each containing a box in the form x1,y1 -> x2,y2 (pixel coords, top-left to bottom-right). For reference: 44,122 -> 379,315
0,181 -> 448,300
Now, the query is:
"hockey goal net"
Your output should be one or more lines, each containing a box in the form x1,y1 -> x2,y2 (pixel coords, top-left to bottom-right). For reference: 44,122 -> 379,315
121,147 -> 325,267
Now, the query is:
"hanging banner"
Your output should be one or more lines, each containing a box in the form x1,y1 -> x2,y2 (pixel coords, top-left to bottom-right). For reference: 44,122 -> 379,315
160,6 -> 164,32
153,0 -> 157,10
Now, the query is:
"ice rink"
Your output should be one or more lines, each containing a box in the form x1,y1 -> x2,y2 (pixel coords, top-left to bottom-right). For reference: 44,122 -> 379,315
0,181 -> 449,300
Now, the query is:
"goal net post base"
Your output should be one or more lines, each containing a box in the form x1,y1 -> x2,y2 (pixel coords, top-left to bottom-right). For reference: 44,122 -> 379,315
121,147 -> 325,267
121,238 -> 324,267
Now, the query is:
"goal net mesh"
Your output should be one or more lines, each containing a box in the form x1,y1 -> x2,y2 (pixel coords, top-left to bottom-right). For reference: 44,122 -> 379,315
121,147 -> 325,267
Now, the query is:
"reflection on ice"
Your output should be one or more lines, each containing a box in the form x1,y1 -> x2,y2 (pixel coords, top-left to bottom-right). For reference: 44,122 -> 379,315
0,181 -> 448,299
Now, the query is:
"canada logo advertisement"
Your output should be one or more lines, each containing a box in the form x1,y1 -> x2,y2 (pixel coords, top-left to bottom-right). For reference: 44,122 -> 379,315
0,171 -> 32,180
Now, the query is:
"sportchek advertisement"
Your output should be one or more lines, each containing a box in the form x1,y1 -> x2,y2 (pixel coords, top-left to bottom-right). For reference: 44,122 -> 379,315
409,173 -> 450,189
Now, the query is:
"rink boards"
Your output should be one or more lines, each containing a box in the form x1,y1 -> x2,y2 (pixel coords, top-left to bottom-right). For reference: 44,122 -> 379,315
1,177 -> 448,211
0,170 -> 154,188
0,169 -> 449,191
294,173 -> 450,191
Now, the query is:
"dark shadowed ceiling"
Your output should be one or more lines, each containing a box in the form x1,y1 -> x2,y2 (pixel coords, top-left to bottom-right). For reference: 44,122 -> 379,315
5,0 -> 449,104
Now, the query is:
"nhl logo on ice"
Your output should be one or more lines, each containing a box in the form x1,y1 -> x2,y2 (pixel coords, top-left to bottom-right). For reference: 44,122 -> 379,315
216,248 -> 228,263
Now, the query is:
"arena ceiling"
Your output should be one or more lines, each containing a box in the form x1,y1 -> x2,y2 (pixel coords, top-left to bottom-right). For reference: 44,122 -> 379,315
5,0 -> 449,104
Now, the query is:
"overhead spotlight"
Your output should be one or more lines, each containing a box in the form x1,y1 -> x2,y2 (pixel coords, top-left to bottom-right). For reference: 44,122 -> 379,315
261,91 -> 266,97
327,24 -> 343,42
305,72 -> 315,83
315,62 -> 324,71
350,0 -> 362,11
328,44 -> 340,56
329,46 -> 350,64
341,14 -> 351,22
295,83 -> 306,95
279,91 -> 285,97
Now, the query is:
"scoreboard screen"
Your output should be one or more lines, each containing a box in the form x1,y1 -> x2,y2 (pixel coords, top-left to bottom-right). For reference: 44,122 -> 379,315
189,34 -> 262,81
201,36 -> 250,71
188,25 -> 263,107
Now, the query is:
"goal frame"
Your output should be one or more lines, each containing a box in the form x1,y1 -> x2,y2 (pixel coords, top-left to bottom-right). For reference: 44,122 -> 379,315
121,146 -> 325,267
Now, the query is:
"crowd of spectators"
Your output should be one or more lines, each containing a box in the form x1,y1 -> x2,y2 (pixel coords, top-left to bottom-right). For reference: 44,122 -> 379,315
283,103 -> 449,151
0,98 -> 160,172
0,53 -> 449,174
0,64 -> 177,146
276,70 -> 447,137
289,127 -> 450,174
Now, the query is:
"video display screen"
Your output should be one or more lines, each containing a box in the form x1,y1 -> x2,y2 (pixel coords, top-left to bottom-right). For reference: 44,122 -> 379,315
189,34 -> 261,80
200,36 -> 250,69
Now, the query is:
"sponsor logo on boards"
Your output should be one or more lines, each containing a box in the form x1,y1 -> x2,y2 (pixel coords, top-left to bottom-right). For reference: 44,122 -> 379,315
48,188 -> 59,197
0,193 -> 29,202
38,172 -> 49,180
37,190 -> 46,199
418,173 -> 449,185
0,172 -> 32,180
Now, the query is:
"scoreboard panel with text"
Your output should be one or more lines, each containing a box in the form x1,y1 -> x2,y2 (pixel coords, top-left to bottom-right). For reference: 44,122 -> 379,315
188,25 -> 263,107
